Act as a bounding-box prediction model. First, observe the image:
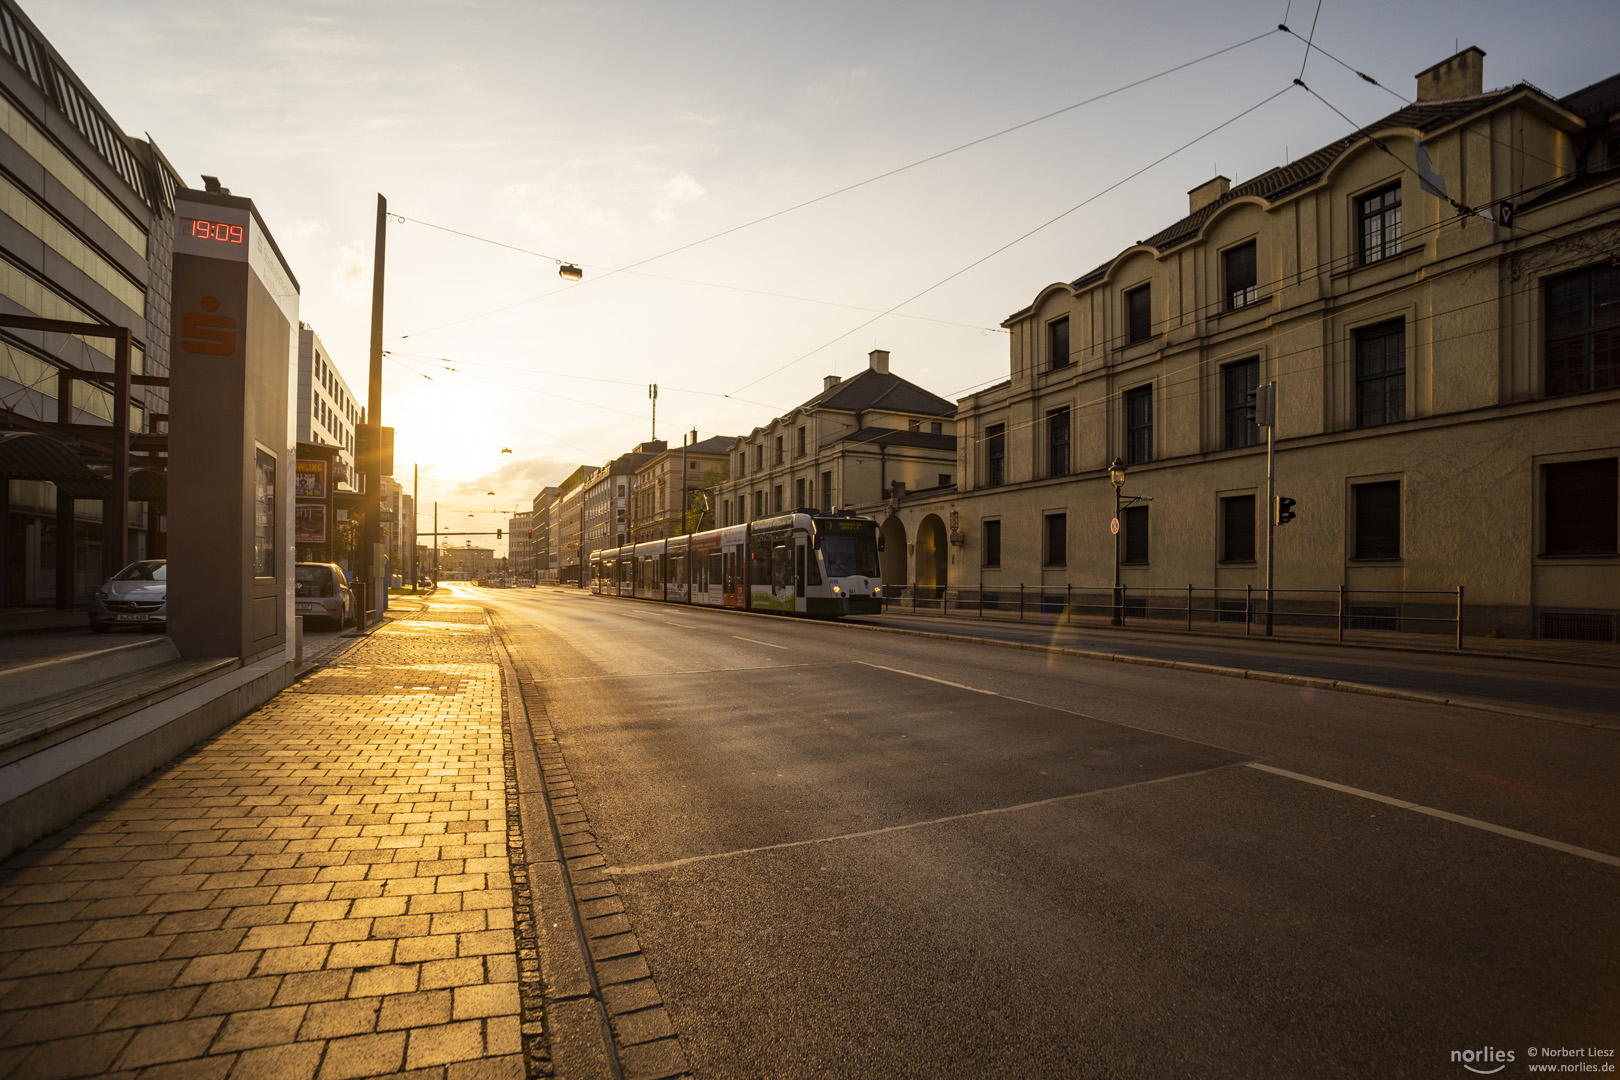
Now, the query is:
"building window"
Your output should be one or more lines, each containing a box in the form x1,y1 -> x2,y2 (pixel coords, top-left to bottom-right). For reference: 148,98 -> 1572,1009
1126,285 -> 1151,343
1224,241 -> 1257,310
983,519 -> 1001,568
908,419 -> 921,432
1354,480 -> 1401,560
1049,316 -> 1071,369
772,485 -> 782,514
737,453 -> 746,478
1125,386 -> 1152,465
253,449 -> 276,576
1221,494 -> 1256,562
930,421 -> 942,435
753,490 -> 763,517
1044,513 -> 1067,567
795,478 -> 806,509
1358,183 -> 1402,265
755,445 -> 763,470
797,426 -> 806,456
1544,458 -> 1618,555
1545,263 -> 1620,397
821,471 -> 832,512
773,436 -> 783,466
1355,320 -> 1406,427
1122,505 -> 1149,564
1047,406 -> 1071,477
985,423 -> 1006,486
1223,358 -> 1260,449
938,474 -> 951,487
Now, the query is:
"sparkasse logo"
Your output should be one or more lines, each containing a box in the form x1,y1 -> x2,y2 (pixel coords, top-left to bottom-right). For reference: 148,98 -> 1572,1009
1453,1046 -> 1516,1074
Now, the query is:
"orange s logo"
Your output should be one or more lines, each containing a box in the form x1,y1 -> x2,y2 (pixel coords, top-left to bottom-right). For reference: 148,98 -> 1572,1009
181,296 -> 236,355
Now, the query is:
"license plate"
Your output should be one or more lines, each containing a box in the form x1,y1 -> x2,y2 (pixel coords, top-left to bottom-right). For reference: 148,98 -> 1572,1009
115,613 -> 149,621
296,602 -> 320,613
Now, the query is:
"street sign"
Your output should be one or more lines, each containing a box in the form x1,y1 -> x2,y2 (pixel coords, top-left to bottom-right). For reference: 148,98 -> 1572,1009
1110,517 -> 1120,535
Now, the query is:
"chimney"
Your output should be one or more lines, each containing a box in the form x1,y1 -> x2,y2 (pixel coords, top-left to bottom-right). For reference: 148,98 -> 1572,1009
868,349 -> 890,375
824,375 -> 842,392
1188,176 -> 1230,214
1416,46 -> 1485,101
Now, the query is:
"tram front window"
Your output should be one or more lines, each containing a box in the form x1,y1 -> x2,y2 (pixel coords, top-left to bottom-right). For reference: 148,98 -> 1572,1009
821,534 -> 879,578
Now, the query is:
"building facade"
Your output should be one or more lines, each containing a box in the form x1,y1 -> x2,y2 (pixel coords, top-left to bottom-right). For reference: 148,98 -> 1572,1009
716,350 -> 957,539
630,431 -> 733,542
0,0 -> 187,605
880,49 -> 1620,641
295,324 -> 359,486
530,486 -> 557,581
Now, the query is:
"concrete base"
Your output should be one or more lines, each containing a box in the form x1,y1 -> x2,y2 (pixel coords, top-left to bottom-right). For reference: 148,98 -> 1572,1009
0,652 -> 294,860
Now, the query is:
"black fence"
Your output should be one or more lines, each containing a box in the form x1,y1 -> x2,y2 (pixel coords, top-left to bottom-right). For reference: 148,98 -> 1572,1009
880,583 -> 1467,649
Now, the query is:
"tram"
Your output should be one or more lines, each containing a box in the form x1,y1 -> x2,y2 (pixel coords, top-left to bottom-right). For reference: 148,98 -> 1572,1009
589,511 -> 883,617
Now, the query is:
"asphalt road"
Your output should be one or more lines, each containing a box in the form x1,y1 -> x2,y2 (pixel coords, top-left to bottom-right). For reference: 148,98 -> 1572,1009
464,584 -> 1620,1079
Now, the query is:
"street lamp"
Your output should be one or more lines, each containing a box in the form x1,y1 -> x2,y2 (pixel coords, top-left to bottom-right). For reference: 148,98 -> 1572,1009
1108,457 -> 1126,626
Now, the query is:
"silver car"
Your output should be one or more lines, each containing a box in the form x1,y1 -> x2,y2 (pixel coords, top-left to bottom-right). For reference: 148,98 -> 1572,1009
295,562 -> 354,630
88,559 -> 167,633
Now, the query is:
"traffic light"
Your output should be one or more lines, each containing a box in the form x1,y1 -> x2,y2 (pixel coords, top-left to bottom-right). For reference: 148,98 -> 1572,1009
1276,496 -> 1296,525
496,528 -> 503,539
1245,383 -> 1273,427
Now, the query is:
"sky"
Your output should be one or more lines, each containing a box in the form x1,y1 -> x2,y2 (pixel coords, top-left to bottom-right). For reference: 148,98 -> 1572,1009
33,0 -> 1620,555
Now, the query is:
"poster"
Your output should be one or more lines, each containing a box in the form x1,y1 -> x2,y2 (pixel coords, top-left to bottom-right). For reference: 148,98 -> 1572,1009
296,503 -> 326,544
296,459 -> 327,498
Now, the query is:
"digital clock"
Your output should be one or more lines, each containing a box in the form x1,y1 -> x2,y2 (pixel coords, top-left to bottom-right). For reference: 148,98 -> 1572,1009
188,218 -> 244,244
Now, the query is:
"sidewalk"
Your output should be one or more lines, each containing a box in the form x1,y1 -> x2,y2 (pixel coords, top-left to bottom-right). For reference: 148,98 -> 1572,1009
0,599 -> 524,1079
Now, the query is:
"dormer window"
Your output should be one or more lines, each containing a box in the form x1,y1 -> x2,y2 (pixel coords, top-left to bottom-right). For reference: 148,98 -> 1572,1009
1048,316 -> 1071,369
1126,285 -> 1152,344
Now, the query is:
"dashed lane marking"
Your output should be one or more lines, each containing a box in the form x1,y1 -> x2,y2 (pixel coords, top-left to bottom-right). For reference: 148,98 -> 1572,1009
732,635 -> 788,650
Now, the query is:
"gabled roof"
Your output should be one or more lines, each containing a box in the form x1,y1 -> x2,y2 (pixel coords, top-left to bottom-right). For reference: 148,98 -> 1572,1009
687,435 -> 735,455
797,368 -> 956,418
1008,84 -> 1535,317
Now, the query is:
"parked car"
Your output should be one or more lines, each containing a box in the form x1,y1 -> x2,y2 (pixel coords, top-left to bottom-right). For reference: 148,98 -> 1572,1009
88,559 -> 167,633
295,562 -> 354,630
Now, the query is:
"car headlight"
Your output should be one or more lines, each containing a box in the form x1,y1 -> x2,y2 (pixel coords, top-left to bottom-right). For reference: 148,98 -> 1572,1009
94,589 -> 109,600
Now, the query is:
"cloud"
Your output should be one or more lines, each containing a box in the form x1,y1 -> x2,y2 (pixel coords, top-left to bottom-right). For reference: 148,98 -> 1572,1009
333,241 -> 373,303
802,67 -> 873,107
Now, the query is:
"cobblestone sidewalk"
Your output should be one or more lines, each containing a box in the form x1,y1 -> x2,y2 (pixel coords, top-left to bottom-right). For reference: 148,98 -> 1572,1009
0,601 -> 524,1080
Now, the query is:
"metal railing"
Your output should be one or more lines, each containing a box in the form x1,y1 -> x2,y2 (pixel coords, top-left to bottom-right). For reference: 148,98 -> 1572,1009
881,583 -> 1467,649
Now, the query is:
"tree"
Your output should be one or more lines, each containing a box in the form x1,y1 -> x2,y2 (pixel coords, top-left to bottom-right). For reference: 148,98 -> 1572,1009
686,460 -> 729,532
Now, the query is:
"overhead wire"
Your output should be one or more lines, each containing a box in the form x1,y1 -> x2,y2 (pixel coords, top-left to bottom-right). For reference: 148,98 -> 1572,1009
388,28 -> 1286,342
729,82 -> 1299,396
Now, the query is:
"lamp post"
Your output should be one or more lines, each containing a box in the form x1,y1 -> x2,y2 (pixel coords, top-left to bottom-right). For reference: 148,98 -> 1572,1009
1108,457 -> 1126,626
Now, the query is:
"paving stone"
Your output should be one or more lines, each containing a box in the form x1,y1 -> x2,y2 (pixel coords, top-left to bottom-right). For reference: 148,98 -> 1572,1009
299,996 -> 380,1040
377,990 -> 453,1031
446,1053 -> 525,1080
0,997 -> 118,1046
350,964 -> 420,998
450,982 -> 518,1021
112,1015 -> 222,1068
189,977 -> 281,1016
271,969 -> 354,1006
618,1036 -> 689,1080
319,1030 -> 407,1080
15,1030 -> 132,1079
404,1020 -> 484,1069
227,1040 -> 323,1080
97,986 -> 204,1029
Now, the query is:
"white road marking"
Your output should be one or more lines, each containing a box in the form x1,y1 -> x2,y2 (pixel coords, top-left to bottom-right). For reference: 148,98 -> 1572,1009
854,661 -> 999,696
1246,763 -> 1620,868
731,635 -> 788,650
608,764 -> 1239,877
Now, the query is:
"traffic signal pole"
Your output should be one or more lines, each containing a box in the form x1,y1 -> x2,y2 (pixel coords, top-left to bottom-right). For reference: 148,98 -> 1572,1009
1264,381 -> 1276,637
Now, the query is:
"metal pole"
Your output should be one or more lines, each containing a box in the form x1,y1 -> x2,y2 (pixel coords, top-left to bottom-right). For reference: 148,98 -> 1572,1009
412,463 -> 418,594
362,194 -> 387,621
1338,584 -> 1345,642
1019,583 -> 1024,622
1264,381 -> 1276,637
1456,585 -> 1464,650
1187,584 -> 1193,630
433,502 -> 439,587
1111,484 -> 1122,626
1245,584 -> 1252,636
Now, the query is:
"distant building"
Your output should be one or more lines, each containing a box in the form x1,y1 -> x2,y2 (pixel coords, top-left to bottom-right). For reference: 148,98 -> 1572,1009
716,349 -> 957,551
630,431 -> 734,542
530,486 -> 558,580
295,324 -> 359,488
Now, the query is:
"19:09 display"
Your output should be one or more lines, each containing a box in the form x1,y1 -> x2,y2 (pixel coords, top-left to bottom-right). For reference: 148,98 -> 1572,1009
188,218 -> 243,244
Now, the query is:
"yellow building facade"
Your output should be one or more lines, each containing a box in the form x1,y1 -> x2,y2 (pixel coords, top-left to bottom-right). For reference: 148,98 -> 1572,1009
884,49 -> 1619,642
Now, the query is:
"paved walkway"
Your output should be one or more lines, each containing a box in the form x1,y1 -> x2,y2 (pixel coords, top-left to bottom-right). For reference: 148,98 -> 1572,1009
0,601 -> 524,1079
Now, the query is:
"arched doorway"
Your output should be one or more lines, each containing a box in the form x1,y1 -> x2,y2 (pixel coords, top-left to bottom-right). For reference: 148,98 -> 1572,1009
915,514 -> 947,598
880,516 -> 907,587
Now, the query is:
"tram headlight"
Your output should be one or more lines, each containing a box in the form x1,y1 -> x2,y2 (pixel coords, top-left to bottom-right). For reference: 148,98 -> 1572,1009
873,586 -> 881,596
832,585 -> 843,595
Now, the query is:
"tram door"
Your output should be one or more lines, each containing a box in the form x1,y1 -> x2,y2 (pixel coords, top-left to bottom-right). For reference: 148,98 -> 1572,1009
795,540 -> 806,602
